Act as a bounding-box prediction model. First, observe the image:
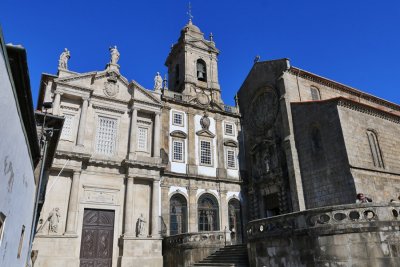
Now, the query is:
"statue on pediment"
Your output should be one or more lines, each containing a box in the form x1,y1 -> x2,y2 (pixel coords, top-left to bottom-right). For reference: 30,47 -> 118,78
154,72 -> 163,91
109,45 -> 120,65
58,48 -> 70,69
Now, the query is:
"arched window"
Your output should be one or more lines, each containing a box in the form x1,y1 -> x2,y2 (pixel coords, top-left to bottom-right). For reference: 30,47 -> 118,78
228,198 -> 242,243
196,59 -> 207,82
366,130 -> 384,168
310,87 -> 320,100
198,193 -> 219,231
170,194 -> 187,235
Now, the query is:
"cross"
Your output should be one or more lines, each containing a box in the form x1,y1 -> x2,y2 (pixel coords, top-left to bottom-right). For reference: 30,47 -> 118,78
187,2 -> 194,22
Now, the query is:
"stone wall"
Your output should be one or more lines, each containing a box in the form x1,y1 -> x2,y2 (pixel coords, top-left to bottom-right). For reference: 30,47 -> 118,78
246,203 -> 400,267
163,231 -> 229,267
291,100 -> 356,208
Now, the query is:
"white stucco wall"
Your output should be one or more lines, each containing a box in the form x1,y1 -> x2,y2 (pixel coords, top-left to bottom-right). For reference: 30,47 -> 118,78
0,46 -> 36,267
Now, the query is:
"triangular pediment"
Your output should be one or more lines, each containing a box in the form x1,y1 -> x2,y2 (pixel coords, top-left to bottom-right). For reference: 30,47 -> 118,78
131,81 -> 162,106
196,129 -> 215,138
188,39 -> 219,53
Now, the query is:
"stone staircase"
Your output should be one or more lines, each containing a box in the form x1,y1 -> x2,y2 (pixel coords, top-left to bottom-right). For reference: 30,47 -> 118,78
192,244 -> 249,267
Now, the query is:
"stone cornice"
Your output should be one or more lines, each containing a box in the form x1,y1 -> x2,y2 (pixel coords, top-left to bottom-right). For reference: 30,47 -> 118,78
288,67 -> 400,113
91,94 -> 129,105
56,71 -> 97,83
92,103 -> 126,114
162,170 -> 243,185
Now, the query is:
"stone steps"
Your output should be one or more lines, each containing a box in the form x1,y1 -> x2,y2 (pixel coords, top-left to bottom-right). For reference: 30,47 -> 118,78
192,244 -> 249,267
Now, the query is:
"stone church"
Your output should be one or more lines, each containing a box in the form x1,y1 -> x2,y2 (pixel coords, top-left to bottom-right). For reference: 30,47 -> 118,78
31,18 -> 400,267
33,20 -> 242,267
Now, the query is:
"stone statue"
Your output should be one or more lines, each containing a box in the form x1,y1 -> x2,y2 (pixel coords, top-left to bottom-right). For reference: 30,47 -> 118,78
48,208 -> 61,233
109,46 -> 120,65
154,72 -> 163,91
58,48 -> 70,69
136,213 -> 146,237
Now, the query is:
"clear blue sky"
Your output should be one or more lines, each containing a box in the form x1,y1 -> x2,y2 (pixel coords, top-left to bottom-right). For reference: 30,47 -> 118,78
1,0 -> 399,107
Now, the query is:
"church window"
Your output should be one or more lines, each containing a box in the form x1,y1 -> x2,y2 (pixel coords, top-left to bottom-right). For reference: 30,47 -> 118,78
95,116 -> 117,155
226,149 -> 236,169
172,111 -> 184,126
224,122 -> 234,136
137,127 -> 148,151
60,113 -> 75,140
366,130 -> 384,168
0,212 -> 5,246
17,225 -> 25,258
198,194 -> 219,231
196,59 -> 207,82
310,87 -> 321,100
172,139 -> 184,162
200,140 -> 212,166
170,194 -> 187,235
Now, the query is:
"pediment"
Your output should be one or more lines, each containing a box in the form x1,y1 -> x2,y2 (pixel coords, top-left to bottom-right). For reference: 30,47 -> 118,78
224,139 -> 238,147
131,81 -> 162,106
188,39 -> 219,53
196,129 -> 215,138
170,130 -> 187,139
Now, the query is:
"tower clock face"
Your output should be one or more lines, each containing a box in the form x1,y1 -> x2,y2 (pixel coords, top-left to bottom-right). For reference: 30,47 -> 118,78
248,88 -> 279,133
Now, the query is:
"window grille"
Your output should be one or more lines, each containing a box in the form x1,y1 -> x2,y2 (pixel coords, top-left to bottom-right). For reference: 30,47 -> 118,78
170,194 -> 187,235
137,127 -> 148,151
200,140 -> 212,165
173,112 -> 184,126
61,114 -> 74,139
95,116 -> 117,155
225,123 -> 234,135
173,140 -> 184,162
227,149 -> 236,168
198,194 -> 219,231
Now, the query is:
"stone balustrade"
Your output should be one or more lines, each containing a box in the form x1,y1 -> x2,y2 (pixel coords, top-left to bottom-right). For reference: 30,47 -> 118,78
246,203 -> 400,266
163,231 -> 229,267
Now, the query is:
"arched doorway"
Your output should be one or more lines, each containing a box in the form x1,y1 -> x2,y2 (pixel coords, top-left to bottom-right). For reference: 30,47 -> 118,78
198,193 -> 219,231
169,194 -> 187,235
228,198 -> 242,244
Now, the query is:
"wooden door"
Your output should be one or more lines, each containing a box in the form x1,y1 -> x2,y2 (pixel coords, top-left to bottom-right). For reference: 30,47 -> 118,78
80,209 -> 115,267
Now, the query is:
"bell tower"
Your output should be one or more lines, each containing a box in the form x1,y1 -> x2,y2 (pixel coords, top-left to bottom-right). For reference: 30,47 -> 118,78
165,19 -> 222,103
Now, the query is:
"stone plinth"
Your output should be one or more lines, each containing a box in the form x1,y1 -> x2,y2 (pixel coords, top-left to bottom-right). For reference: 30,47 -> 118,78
120,237 -> 162,267
246,203 -> 400,267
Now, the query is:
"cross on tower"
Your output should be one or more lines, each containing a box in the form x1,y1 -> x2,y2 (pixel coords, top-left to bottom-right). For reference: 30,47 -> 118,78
187,2 -> 194,22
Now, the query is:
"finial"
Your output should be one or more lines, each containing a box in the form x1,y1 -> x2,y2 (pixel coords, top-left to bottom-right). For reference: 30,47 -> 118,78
187,2 -> 194,23
209,32 -> 214,42
254,55 -> 260,63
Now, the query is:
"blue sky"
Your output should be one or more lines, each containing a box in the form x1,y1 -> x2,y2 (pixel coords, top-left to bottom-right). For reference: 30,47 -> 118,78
1,0 -> 399,107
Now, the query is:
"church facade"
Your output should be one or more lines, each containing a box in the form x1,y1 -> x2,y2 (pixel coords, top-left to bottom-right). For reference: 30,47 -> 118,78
33,20 -> 242,267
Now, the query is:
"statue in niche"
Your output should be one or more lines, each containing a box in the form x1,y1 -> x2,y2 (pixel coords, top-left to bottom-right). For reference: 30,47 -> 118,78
136,213 -> 146,237
154,72 -> 163,91
109,45 -> 120,65
48,208 -> 61,233
58,48 -> 70,69
206,210 -> 214,231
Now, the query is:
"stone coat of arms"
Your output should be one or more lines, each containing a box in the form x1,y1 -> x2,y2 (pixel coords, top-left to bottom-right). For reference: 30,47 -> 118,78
104,81 -> 119,97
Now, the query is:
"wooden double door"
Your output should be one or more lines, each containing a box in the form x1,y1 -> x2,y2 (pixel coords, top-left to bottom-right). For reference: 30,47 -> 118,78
80,209 -> 115,267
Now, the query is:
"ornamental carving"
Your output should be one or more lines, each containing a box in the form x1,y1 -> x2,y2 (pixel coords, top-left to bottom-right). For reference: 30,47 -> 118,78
248,87 -> 279,133
103,81 -> 119,97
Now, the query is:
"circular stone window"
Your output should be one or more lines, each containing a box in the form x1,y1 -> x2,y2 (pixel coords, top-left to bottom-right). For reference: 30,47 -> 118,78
334,213 -> 347,221
349,211 -> 361,221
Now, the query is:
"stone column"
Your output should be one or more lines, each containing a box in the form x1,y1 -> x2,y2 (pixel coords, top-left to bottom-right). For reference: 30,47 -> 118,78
220,189 -> 229,231
65,170 -> 81,234
124,177 -> 134,236
187,110 -> 197,175
151,180 -> 160,237
153,112 -> 161,157
188,186 -> 198,232
76,97 -> 89,146
129,108 -> 138,159
215,116 -> 227,178
52,91 -> 62,115
160,184 -> 170,235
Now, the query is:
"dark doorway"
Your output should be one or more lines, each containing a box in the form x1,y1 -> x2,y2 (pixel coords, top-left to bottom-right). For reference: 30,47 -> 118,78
80,209 -> 115,267
264,193 -> 280,217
